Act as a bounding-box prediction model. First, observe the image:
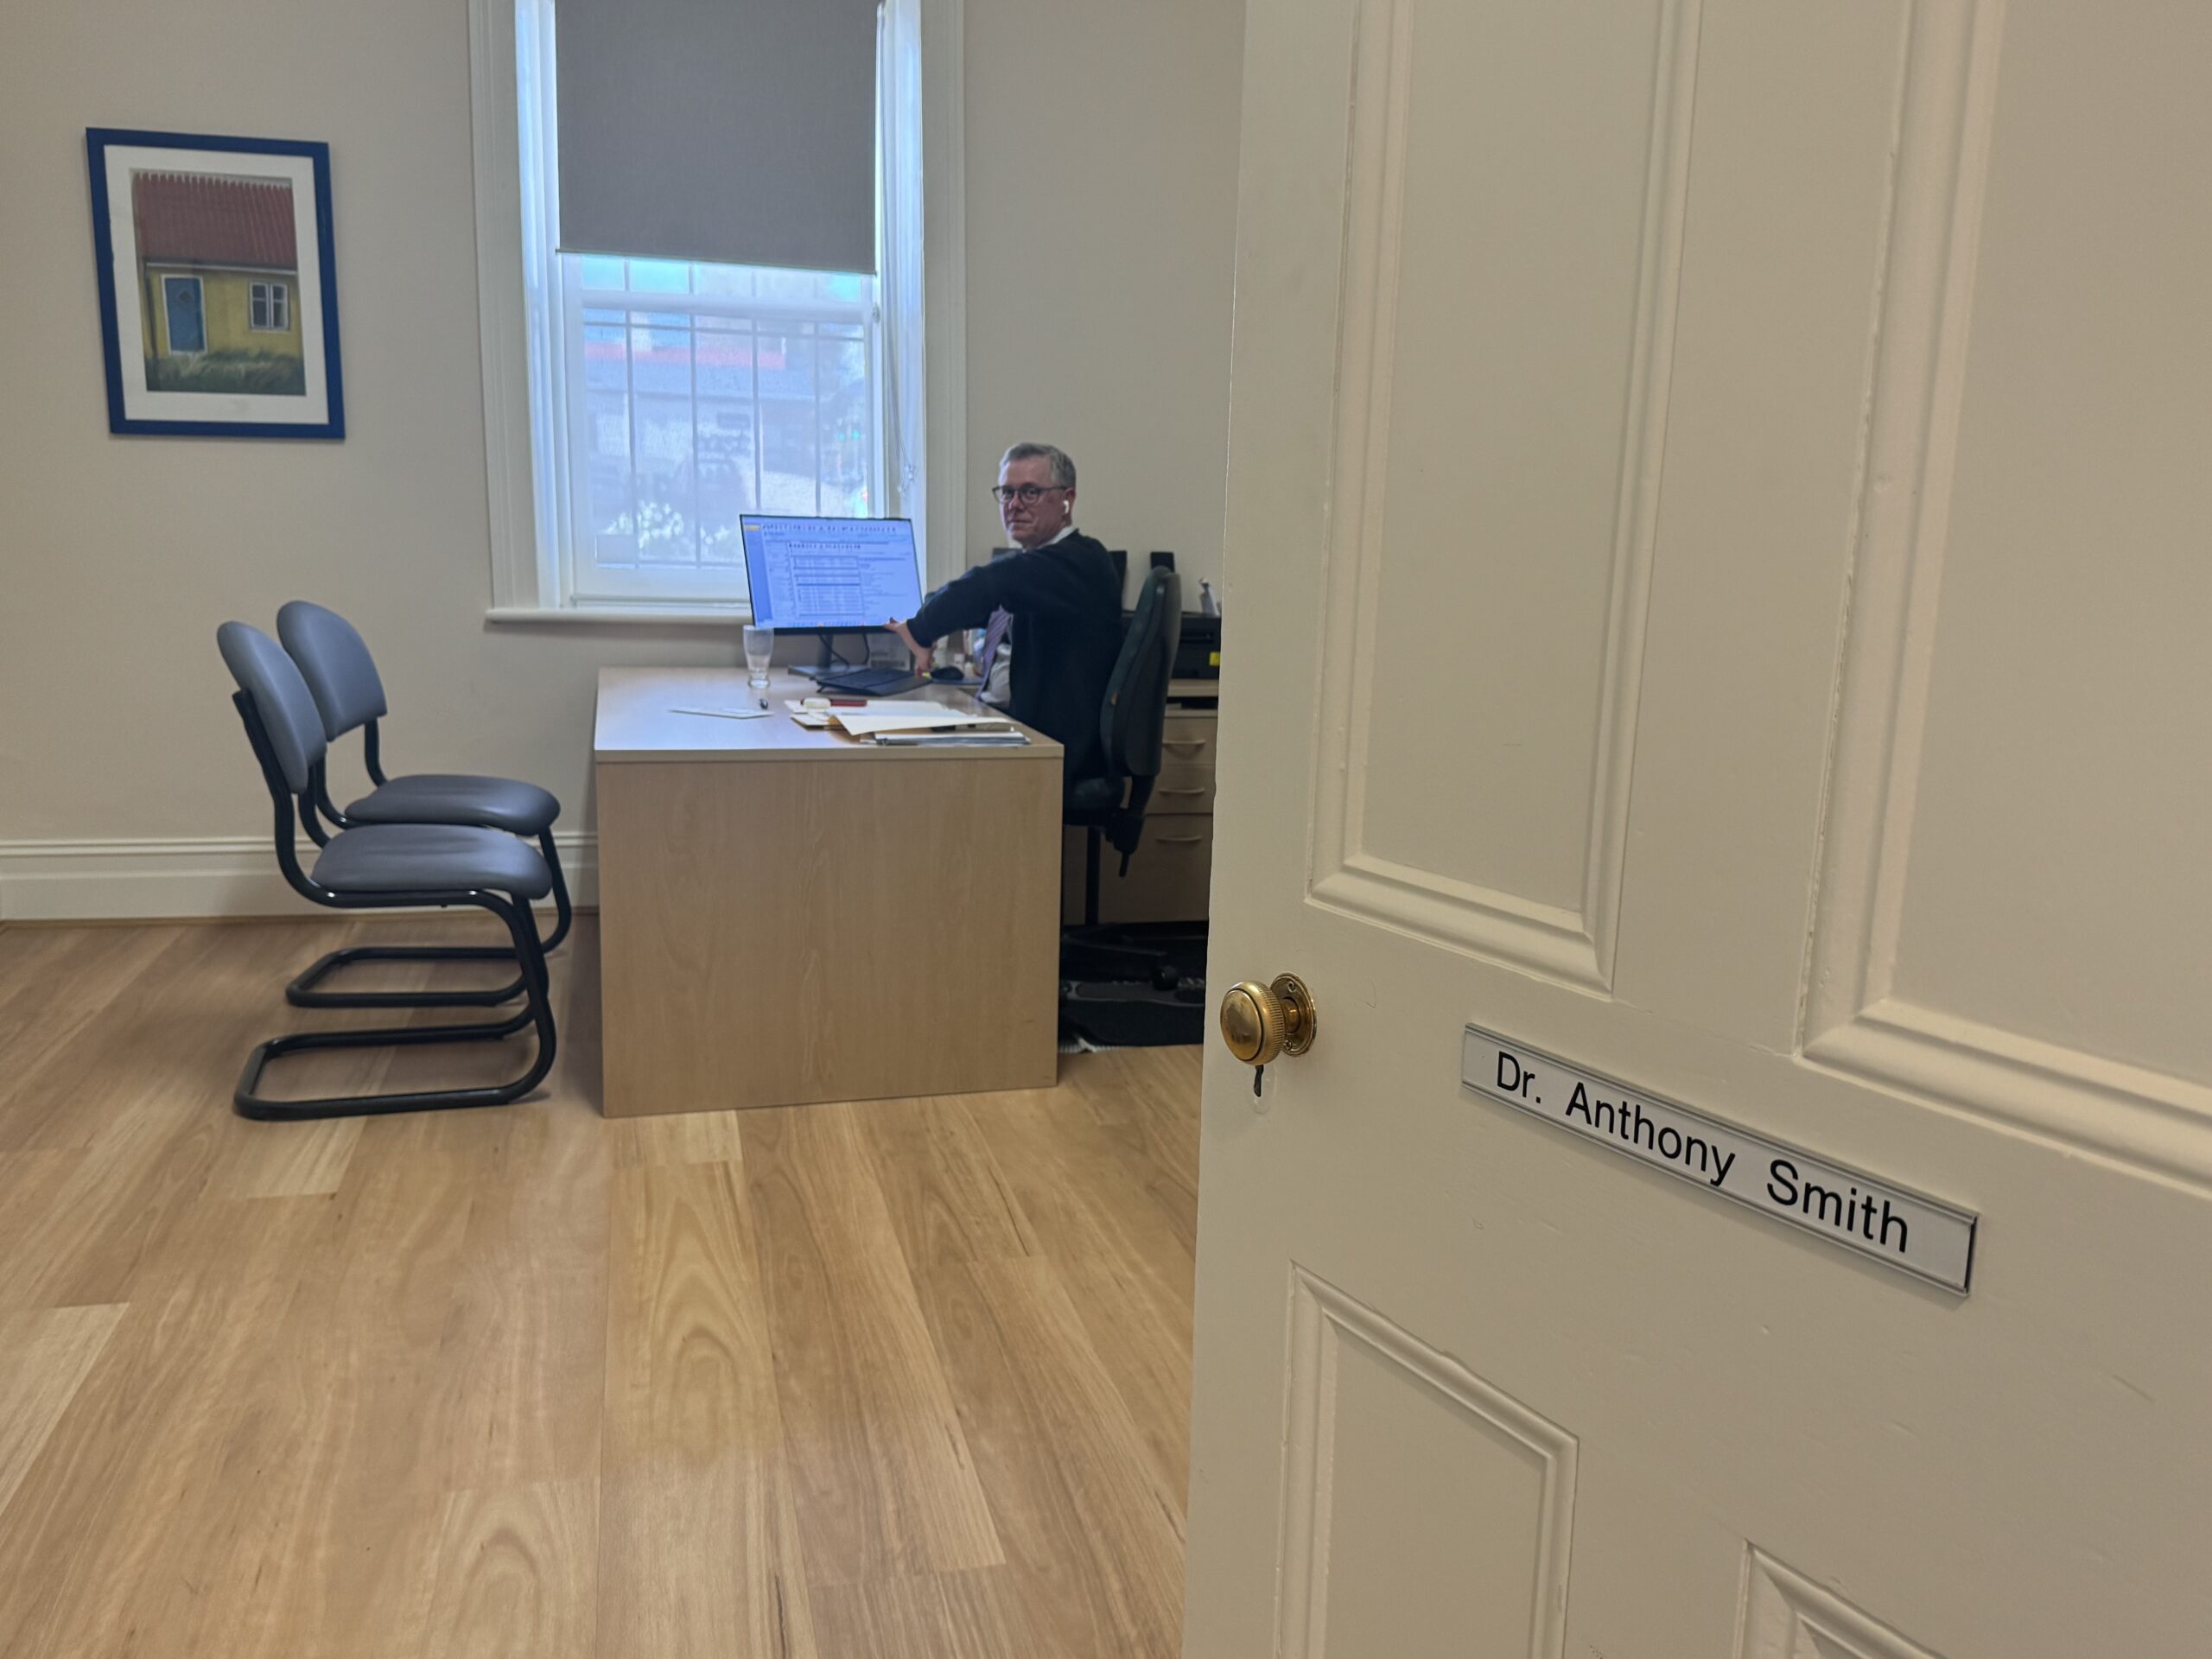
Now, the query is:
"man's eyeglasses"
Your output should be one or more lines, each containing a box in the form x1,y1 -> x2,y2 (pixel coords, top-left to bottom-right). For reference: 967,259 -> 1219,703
989,484 -> 1071,505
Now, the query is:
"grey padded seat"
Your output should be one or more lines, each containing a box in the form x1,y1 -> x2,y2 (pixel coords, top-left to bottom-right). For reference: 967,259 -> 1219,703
340,774 -> 558,836
310,823 -> 554,899
276,599 -> 563,837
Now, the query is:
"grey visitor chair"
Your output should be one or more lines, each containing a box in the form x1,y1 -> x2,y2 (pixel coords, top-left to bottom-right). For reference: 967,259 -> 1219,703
274,600 -> 571,1011
218,621 -> 557,1120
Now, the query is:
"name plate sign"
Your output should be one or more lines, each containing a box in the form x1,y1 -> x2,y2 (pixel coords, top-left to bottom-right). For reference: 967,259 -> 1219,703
1462,1026 -> 1977,1294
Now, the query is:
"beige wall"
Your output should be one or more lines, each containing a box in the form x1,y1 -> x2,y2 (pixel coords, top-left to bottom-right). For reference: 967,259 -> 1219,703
0,0 -> 1242,898
963,0 -> 1243,597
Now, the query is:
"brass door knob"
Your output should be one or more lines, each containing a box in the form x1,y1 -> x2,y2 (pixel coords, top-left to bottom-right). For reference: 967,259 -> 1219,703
1219,974 -> 1318,1069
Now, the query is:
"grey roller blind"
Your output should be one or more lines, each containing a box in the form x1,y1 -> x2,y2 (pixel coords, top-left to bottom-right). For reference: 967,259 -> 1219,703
557,0 -> 879,274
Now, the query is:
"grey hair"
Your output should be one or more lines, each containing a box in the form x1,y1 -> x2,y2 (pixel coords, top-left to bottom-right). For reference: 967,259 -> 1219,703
1000,442 -> 1076,491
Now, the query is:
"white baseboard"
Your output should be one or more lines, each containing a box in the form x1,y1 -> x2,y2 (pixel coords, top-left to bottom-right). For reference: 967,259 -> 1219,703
0,833 -> 597,923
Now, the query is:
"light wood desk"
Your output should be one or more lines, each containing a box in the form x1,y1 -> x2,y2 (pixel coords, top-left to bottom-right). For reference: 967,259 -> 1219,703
594,668 -> 1062,1116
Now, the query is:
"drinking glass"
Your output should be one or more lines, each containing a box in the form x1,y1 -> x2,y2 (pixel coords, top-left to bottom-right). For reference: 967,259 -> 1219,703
742,625 -> 773,690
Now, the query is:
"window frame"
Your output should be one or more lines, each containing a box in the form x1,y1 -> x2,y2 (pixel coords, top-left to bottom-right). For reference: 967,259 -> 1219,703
248,279 -> 289,332
467,0 -> 961,623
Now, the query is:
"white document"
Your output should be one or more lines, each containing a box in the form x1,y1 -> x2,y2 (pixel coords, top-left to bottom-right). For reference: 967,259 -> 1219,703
871,731 -> 1030,747
670,705 -> 772,720
830,702 -> 1017,738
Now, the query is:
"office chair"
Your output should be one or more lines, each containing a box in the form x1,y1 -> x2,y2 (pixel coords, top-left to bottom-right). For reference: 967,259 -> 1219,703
1064,565 -> 1182,926
217,622 -> 558,1120
1059,566 -> 1208,1052
275,601 -> 569,1011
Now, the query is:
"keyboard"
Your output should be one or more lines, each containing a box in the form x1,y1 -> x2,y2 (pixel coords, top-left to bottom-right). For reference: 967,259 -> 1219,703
812,666 -> 928,697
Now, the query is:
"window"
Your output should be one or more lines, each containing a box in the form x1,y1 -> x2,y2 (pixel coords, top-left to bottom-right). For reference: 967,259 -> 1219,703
559,258 -> 880,602
249,280 -> 289,332
505,0 -> 924,613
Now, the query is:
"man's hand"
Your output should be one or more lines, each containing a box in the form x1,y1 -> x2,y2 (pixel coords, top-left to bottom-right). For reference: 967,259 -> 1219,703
887,618 -> 931,675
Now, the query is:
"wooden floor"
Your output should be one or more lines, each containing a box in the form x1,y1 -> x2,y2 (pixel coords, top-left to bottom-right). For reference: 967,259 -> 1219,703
0,913 -> 1199,1659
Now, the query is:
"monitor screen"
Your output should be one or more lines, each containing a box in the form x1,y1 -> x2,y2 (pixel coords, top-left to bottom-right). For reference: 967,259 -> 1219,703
740,515 -> 924,631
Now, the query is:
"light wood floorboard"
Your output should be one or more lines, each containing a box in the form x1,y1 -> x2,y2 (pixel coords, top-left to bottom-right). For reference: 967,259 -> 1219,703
0,914 -> 1198,1657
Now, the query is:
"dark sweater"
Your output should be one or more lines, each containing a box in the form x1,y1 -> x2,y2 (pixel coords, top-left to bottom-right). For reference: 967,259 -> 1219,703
908,531 -> 1122,785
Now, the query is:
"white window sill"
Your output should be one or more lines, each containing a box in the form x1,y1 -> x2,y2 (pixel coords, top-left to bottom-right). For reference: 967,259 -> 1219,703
486,605 -> 753,627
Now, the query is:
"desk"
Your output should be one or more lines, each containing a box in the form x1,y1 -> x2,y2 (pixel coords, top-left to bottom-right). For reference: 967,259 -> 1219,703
594,668 -> 1062,1116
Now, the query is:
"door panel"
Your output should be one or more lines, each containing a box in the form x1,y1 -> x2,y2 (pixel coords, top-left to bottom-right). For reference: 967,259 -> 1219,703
1879,1 -> 2212,1084
1799,0 -> 2212,1168
1309,1339 -> 1545,1657
1306,0 -> 1700,991
1611,0 -> 1913,1046
1188,0 -> 2212,1654
1737,1550 -> 1946,1659
1353,0 -> 1671,920
1276,1269 -> 1574,1659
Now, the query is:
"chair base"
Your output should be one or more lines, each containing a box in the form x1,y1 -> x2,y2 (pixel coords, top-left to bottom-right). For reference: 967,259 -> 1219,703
235,997 -> 556,1121
238,888 -> 557,1122
1061,934 -> 1175,983
287,943 -> 527,1009
1058,976 -> 1208,1047
1058,921 -> 1209,1049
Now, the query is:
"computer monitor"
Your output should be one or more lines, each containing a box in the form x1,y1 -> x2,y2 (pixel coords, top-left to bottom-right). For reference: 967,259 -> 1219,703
740,515 -> 924,632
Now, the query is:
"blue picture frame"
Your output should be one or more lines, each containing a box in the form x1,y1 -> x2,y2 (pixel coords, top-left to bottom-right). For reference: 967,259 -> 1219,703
86,128 -> 346,440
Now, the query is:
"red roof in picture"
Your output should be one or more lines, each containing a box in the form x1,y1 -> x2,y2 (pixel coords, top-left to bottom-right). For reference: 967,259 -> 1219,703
131,171 -> 298,270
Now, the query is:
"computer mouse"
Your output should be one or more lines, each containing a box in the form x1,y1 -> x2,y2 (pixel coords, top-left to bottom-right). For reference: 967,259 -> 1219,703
929,665 -> 964,682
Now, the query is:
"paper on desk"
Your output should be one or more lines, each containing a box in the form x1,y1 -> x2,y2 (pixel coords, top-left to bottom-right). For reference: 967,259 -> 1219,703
871,730 -> 1030,747
785,697 -> 942,714
671,704 -> 772,720
830,702 -> 1017,738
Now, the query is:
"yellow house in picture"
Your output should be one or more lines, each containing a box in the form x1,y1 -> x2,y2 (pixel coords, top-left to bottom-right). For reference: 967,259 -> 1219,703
132,169 -> 306,395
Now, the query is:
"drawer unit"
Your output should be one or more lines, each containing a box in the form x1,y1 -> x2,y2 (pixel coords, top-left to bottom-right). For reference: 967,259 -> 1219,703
1148,759 -> 1217,814
1159,710 -> 1218,769
1060,702 -> 1219,925
1063,815 -> 1214,925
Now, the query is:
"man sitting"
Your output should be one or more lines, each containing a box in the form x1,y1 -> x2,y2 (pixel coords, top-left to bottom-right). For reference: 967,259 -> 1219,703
889,442 -> 1123,787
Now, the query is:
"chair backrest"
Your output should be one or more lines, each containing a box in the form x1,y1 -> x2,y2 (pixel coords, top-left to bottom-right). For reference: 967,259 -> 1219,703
1098,567 -> 1182,784
217,621 -> 327,798
276,600 -> 389,739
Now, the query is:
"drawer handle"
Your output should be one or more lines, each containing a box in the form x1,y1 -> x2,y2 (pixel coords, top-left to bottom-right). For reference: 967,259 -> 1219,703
1157,786 -> 1207,797
1154,834 -> 1206,845
1162,740 -> 1208,753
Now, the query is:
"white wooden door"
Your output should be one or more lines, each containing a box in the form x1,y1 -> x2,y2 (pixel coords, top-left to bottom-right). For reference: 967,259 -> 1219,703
1185,2 -> 2212,1654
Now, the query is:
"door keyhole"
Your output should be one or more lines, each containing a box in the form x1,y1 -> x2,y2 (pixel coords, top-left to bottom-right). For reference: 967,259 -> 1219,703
1219,976 -> 1317,1099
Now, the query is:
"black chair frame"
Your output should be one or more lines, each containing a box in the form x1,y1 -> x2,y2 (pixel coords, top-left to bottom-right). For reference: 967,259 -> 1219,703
283,715 -> 575,1011
230,692 -> 558,1121
1061,567 -> 1185,983
1069,775 -> 1156,927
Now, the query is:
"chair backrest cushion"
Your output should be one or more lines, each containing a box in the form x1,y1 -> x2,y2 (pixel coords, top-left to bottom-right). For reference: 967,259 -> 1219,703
218,621 -> 327,794
276,600 -> 389,738
1099,567 -> 1183,782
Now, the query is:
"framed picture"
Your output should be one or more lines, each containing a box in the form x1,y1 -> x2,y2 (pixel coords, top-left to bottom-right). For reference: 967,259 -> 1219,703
85,128 -> 345,439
